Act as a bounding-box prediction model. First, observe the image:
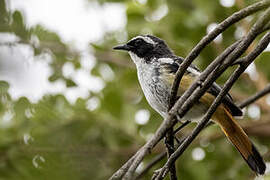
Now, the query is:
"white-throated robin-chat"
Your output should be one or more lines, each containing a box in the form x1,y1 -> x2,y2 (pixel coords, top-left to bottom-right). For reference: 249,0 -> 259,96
114,35 -> 266,175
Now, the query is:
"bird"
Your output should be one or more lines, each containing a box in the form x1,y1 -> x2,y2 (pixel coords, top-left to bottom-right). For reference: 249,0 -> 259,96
113,34 -> 266,175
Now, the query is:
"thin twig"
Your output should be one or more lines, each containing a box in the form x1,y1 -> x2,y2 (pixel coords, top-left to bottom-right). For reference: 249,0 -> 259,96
238,84 -> 270,108
173,121 -> 190,134
164,128 -> 177,180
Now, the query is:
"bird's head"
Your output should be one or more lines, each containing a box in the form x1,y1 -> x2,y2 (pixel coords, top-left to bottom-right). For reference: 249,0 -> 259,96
113,35 -> 173,63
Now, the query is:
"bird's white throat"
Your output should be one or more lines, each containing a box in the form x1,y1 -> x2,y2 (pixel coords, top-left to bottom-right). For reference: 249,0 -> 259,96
128,51 -> 144,65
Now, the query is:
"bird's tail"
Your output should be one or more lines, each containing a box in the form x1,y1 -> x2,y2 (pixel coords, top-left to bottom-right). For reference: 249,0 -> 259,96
213,106 -> 266,175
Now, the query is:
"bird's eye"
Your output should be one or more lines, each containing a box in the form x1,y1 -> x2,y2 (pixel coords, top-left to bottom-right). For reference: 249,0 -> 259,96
135,39 -> 143,46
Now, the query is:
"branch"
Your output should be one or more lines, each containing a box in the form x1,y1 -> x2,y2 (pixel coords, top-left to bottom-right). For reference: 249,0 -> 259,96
164,120 -> 191,180
238,84 -> 270,108
164,128 -> 177,180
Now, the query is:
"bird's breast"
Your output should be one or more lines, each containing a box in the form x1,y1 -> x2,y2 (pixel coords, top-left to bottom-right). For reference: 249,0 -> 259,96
136,62 -> 209,122
136,63 -> 170,117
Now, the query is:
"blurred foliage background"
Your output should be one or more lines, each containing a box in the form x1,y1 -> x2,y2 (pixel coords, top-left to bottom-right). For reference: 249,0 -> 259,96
0,0 -> 270,179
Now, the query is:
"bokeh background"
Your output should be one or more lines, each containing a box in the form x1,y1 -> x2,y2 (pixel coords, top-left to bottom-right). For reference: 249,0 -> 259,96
0,0 -> 270,179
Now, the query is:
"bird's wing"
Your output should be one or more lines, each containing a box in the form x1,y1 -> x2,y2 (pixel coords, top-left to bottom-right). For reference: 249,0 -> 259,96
171,56 -> 243,117
209,82 -> 242,116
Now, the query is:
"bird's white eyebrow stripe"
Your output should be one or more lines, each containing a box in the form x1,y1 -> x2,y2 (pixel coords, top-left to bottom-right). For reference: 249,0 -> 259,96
130,36 -> 157,45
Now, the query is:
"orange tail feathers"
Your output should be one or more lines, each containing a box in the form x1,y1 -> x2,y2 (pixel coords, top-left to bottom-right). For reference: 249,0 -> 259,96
213,106 -> 266,175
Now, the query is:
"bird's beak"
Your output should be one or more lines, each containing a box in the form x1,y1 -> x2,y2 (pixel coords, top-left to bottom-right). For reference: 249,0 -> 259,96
113,44 -> 131,51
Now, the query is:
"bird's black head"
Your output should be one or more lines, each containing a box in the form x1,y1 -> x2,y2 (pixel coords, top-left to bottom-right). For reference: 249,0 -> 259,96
113,35 -> 173,61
